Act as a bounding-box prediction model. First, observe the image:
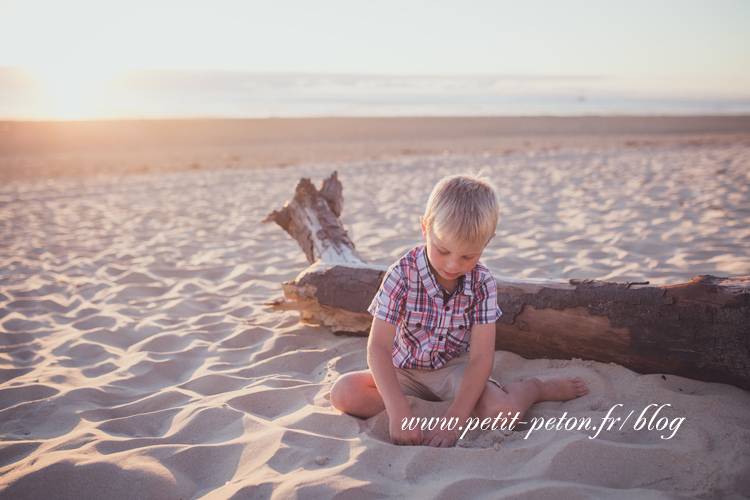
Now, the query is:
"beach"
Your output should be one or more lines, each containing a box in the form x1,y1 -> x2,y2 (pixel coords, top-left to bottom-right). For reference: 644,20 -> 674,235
2,116 -> 750,183
1,116 -> 749,499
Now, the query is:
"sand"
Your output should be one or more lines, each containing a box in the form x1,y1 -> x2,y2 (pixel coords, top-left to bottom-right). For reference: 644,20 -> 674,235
1,117 -> 749,499
2,116 -> 750,183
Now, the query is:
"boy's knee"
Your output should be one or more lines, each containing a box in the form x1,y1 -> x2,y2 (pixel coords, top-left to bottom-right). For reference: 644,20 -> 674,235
476,400 -> 514,420
475,390 -> 521,420
330,375 -> 347,411
330,371 -> 383,418
330,373 -> 358,412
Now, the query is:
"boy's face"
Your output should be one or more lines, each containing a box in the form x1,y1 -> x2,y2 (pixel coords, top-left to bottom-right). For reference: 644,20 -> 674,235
420,218 -> 492,290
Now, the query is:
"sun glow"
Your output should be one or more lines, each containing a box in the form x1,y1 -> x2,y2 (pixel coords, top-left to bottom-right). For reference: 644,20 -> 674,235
26,62 -> 117,120
0,0 -> 138,120
1,0 -> 748,120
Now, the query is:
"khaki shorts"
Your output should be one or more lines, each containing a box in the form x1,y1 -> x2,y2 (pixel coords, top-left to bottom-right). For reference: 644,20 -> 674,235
394,355 -> 503,402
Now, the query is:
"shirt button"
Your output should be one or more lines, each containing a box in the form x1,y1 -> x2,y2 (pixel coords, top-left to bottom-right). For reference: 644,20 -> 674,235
458,325 -> 465,330
416,322 -> 421,328
445,306 -> 450,311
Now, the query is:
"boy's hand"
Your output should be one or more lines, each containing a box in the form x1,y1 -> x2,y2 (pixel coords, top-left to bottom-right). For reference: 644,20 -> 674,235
422,427 -> 459,448
389,410 -> 424,446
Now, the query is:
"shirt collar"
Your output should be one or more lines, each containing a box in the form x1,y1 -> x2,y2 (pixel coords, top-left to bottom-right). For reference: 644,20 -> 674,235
416,245 -> 473,298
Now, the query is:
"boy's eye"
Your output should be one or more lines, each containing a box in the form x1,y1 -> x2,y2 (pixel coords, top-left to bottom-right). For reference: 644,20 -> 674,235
438,249 -> 449,255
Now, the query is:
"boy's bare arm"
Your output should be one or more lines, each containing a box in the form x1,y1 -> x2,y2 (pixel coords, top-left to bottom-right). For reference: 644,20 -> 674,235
367,318 -> 424,446
448,322 -> 495,418
423,322 -> 495,447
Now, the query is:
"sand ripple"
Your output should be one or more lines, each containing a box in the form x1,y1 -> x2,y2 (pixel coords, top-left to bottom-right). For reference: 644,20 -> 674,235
1,143 -> 749,498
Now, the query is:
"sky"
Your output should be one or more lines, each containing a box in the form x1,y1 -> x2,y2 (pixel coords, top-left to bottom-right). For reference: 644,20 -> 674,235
0,0 -> 748,119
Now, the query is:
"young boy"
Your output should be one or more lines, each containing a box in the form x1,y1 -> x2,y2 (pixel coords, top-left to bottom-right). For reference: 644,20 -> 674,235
330,172 -> 588,447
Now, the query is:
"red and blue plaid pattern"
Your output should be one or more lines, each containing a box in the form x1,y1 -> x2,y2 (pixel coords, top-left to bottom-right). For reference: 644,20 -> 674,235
368,245 -> 502,370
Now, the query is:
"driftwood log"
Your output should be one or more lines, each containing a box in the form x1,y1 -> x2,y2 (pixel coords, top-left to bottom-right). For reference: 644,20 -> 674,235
264,172 -> 750,391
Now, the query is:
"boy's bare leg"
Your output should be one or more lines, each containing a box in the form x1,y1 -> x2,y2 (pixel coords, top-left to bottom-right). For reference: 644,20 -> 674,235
330,370 -> 386,418
473,375 -> 589,422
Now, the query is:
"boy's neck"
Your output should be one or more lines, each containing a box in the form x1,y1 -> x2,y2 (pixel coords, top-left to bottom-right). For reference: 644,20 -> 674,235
437,276 -> 457,295
427,260 -> 458,294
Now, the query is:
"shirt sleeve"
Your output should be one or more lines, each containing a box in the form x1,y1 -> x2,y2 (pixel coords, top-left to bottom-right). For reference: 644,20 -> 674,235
368,263 -> 407,325
470,273 -> 503,324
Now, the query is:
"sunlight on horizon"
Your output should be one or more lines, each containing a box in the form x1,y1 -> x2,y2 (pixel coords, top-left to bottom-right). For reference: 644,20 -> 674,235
24,65 -> 118,120
0,0 -> 748,120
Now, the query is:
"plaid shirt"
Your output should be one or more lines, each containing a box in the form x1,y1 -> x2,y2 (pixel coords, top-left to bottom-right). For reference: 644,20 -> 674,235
368,245 -> 502,370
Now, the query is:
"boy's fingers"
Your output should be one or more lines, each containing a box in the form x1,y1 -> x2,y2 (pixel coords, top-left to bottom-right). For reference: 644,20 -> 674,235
394,430 -> 423,446
425,436 -> 442,447
427,436 -> 449,447
422,431 -> 456,448
422,429 -> 438,446
423,429 -> 456,447
414,430 -> 424,445
441,435 -> 456,448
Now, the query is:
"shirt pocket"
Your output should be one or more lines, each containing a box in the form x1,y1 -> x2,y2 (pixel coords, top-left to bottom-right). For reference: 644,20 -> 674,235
449,309 -> 472,333
401,309 -> 437,349
446,308 -> 472,355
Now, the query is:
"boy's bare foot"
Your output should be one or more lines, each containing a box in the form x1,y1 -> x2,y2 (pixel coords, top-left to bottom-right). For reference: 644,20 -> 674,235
535,375 -> 589,402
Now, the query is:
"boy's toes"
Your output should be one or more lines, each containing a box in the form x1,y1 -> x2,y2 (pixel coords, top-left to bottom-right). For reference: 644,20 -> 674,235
540,375 -> 589,401
570,376 -> 590,396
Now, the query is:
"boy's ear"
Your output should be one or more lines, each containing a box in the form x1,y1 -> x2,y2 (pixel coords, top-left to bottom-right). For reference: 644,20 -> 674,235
420,217 -> 427,239
484,232 -> 496,247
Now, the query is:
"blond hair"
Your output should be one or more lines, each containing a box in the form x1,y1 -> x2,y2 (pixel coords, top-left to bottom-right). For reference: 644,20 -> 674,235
422,171 -> 500,248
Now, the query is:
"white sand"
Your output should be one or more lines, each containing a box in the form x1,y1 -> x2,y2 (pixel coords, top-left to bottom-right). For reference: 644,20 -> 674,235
1,136 -> 749,498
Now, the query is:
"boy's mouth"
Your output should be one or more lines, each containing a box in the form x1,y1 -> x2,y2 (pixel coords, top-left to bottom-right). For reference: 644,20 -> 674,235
443,270 -> 460,278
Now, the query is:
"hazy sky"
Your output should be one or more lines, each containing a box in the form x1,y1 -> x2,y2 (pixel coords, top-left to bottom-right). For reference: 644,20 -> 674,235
1,0 -> 748,93
0,0 -> 748,120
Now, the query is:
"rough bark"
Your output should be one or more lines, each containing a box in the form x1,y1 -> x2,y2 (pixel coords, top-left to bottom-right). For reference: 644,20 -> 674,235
492,276 -> 750,389
264,172 -> 750,390
265,262 -> 385,336
263,171 -> 361,264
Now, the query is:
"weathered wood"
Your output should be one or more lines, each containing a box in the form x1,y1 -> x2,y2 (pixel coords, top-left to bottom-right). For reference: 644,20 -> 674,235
492,276 -> 750,389
264,173 -> 750,390
266,262 -> 385,336
263,171 -> 361,264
